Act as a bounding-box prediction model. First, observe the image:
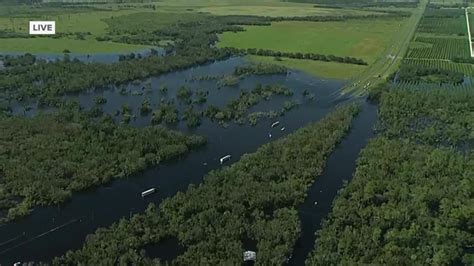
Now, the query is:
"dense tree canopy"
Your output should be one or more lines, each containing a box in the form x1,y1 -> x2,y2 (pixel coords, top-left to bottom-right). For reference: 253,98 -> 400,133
0,104 -> 206,223
377,88 -> 474,147
307,87 -> 474,266
54,104 -> 361,265
307,137 -> 474,265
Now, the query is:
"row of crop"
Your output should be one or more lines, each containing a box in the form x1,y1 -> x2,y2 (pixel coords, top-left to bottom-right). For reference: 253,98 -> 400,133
423,7 -> 465,18
392,80 -> 474,91
403,58 -> 474,75
417,16 -> 466,36
407,36 -> 470,59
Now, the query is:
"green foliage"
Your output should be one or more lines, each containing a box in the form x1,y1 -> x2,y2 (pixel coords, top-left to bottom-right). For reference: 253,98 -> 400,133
140,97 -> 152,115
0,49 -> 234,103
151,102 -> 179,125
234,63 -> 288,76
307,137 -> 474,265
54,103 -> 361,265
193,89 -> 208,105
176,86 -> 193,103
205,83 -> 293,125
401,6 -> 473,87
244,48 -> 368,65
94,95 -> 107,105
0,106 -> 206,223
407,36 -> 470,60
396,64 -> 464,84
378,88 -> 474,147
248,111 -> 279,126
182,106 -> 202,128
282,100 -> 299,112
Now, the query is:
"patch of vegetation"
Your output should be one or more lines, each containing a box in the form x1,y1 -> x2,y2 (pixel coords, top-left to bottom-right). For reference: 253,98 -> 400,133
54,104 -> 361,265
204,83 -> 293,125
151,101 -> 180,125
218,18 -> 405,64
395,65 -> 464,84
0,103 -> 206,223
247,55 -> 366,79
0,49 -> 234,104
234,62 -> 288,76
377,88 -> 474,148
242,48 -> 367,65
307,137 -> 474,265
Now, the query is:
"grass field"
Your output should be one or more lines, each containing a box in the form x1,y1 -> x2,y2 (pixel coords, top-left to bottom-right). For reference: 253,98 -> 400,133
218,17 -> 406,79
0,38 -> 148,54
0,8 -> 155,53
0,9 -> 142,34
0,6 -> 202,54
219,18 -> 405,64
197,4 -> 383,17
248,55 -> 366,79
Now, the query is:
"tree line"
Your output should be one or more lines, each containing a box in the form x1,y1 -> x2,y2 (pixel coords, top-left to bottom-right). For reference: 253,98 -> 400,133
0,102 -> 206,223
241,48 -> 368,65
307,137 -> 474,265
53,104 -> 361,265
307,87 -> 474,265
394,65 -> 464,84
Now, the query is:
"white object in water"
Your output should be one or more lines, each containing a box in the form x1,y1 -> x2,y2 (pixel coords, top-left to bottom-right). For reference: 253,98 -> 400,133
269,133 -> 272,138
314,201 -> 318,205
14,263 -> 21,266
141,188 -> 156,197
243,251 -> 257,262
220,155 -> 231,164
271,121 -> 280,128
281,127 -> 286,131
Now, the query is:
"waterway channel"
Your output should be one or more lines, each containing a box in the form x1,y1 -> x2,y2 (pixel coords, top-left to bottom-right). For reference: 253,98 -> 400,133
0,57 -> 376,265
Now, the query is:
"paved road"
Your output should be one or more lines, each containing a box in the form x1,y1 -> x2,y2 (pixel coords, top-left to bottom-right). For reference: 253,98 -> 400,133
340,0 -> 429,96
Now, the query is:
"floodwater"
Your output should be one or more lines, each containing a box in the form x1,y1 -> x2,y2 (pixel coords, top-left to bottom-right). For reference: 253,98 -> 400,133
288,102 -> 377,265
0,57 -> 375,265
0,47 -> 164,64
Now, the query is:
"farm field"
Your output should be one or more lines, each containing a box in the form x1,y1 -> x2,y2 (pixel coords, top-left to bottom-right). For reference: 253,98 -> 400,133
0,1 -> 390,55
396,4 -> 474,88
0,8 -> 157,53
0,5 -> 210,54
197,4 -> 384,17
0,38 -> 148,54
218,17 -> 407,79
248,55 -> 366,80
219,18 -> 406,64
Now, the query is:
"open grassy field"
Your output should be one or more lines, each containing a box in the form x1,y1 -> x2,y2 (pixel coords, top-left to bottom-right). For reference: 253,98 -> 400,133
218,17 -> 406,79
0,8 -> 155,53
0,4 -> 208,54
219,18 -> 405,64
0,38 -> 148,54
197,4 -> 384,17
430,0 -> 466,5
0,9 -> 145,34
248,55 -> 366,80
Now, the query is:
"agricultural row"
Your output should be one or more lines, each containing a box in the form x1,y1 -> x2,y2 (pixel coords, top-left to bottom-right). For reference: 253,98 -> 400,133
398,6 -> 473,85
392,80 -> 474,90
417,16 -> 466,35
423,6 -> 465,17
407,36 -> 469,60
403,58 -> 474,75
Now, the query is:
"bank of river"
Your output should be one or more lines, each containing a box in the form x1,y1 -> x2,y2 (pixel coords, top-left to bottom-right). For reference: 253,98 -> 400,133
288,102 -> 377,265
0,57 -> 351,264
0,47 -> 164,64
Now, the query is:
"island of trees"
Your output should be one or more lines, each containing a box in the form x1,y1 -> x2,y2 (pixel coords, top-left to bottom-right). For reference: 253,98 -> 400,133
0,102 -> 206,223
53,104 -> 360,265
307,87 -> 474,265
